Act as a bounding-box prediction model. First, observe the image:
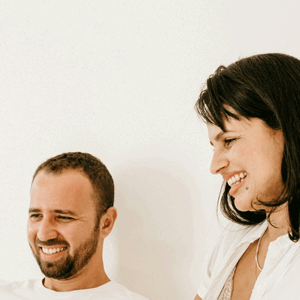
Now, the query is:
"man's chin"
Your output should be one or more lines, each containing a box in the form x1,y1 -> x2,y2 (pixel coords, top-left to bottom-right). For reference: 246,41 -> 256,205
37,256 -> 75,280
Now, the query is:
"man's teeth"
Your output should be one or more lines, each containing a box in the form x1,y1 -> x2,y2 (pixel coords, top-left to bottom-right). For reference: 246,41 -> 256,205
42,247 -> 66,255
228,172 -> 247,187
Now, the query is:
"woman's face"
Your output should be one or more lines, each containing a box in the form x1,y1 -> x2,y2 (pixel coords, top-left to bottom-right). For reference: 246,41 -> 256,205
207,114 -> 285,212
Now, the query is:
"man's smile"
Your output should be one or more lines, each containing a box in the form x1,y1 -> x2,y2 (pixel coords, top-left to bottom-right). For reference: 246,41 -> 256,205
41,247 -> 67,255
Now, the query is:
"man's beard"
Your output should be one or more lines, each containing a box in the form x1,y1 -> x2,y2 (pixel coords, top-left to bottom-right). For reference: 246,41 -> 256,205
30,226 -> 100,280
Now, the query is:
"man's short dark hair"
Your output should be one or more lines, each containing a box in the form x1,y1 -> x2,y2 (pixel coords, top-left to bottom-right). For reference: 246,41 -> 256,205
32,152 -> 114,226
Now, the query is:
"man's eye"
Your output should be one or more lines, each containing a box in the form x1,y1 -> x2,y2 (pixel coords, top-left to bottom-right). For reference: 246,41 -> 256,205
29,214 -> 42,220
57,216 -> 73,221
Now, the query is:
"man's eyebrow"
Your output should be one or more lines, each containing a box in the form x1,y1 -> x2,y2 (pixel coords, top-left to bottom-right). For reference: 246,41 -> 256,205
28,208 -> 78,217
52,209 -> 78,216
28,208 -> 41,214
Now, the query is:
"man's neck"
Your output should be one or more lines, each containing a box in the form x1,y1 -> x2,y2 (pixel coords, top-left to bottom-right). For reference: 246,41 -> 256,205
43,259 -> 110,292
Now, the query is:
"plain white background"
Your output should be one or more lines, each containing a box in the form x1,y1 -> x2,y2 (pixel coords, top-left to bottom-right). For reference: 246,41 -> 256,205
0,1 -> 299,299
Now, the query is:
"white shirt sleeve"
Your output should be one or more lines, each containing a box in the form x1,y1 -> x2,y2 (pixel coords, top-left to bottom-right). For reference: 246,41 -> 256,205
196,227 -> 226,298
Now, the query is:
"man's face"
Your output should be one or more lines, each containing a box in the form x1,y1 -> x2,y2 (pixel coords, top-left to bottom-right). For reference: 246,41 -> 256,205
27,169 -> 101,280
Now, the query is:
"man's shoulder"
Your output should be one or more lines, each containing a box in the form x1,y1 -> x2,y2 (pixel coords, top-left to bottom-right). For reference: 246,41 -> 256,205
98,281 -> 149,300
0,278 -> 37,285
0,279 -> 37,299
0,279 -> 150,300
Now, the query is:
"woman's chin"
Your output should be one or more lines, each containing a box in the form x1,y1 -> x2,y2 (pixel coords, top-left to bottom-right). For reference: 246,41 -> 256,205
234,198 -> 254,212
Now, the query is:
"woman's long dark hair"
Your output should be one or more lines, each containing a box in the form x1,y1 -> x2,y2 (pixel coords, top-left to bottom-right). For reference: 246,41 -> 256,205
195,53 -> 300,242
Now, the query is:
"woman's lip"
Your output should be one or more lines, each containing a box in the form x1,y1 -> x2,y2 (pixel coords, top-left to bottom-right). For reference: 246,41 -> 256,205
223,171 -> 247,182
229,178 -> 246,196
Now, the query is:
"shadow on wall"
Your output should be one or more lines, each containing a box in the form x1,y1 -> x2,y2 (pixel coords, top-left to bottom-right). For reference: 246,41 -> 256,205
111,156 -> 203,300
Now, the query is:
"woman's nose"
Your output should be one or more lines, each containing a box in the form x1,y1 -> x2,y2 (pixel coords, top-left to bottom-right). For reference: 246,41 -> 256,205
210,149 -> 229,175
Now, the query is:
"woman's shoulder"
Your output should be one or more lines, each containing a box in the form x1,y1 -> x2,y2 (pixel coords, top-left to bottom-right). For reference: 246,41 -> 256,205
216,220 -> 268,251
222,219 -> 267,234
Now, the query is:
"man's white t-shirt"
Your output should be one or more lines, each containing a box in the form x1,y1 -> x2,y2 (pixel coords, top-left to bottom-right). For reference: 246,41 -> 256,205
0,279 -> 149,300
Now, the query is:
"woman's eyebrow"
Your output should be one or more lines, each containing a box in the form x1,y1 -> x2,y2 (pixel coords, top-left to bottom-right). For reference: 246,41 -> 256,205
214,131 -> 226,142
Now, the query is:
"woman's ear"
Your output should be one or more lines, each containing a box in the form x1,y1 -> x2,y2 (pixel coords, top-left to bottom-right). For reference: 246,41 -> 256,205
100,207 -> 118,238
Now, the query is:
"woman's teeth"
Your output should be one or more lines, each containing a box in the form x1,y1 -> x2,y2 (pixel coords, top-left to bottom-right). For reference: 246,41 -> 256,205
228,172 -> 247,187
42,247 -> 66,255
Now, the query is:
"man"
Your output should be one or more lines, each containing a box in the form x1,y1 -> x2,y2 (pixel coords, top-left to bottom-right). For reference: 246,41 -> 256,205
0,152 -> 149,299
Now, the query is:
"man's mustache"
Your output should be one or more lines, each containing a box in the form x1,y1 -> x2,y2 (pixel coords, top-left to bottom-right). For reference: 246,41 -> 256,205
35,238 -> 69,247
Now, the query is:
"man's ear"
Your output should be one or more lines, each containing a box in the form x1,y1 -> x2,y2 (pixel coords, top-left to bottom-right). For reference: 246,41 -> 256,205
100,207 -> 117,238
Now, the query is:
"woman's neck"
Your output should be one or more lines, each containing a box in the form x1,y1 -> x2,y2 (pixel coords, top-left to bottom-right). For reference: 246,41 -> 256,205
266,204 -> 290,242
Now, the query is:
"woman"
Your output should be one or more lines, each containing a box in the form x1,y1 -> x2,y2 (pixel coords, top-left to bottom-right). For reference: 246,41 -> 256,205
194,53 -> 300,300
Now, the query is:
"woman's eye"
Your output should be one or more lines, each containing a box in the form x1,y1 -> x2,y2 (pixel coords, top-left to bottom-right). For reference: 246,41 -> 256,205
224,138 -> 236,147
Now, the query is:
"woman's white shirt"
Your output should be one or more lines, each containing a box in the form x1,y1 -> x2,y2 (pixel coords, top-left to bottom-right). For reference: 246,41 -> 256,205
197,220 -> 300,300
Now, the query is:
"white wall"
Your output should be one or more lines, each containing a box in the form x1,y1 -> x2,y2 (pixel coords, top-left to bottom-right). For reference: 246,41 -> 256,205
0,1 -> 299,299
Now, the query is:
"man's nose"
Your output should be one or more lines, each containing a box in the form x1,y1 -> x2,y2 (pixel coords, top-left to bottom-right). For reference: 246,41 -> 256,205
37,218 -> 58,242
210,149 -> 229,175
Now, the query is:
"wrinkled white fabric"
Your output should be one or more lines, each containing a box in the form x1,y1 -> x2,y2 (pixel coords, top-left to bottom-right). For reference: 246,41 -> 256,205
197,220 -> 300,300
0,279 -> 149,300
